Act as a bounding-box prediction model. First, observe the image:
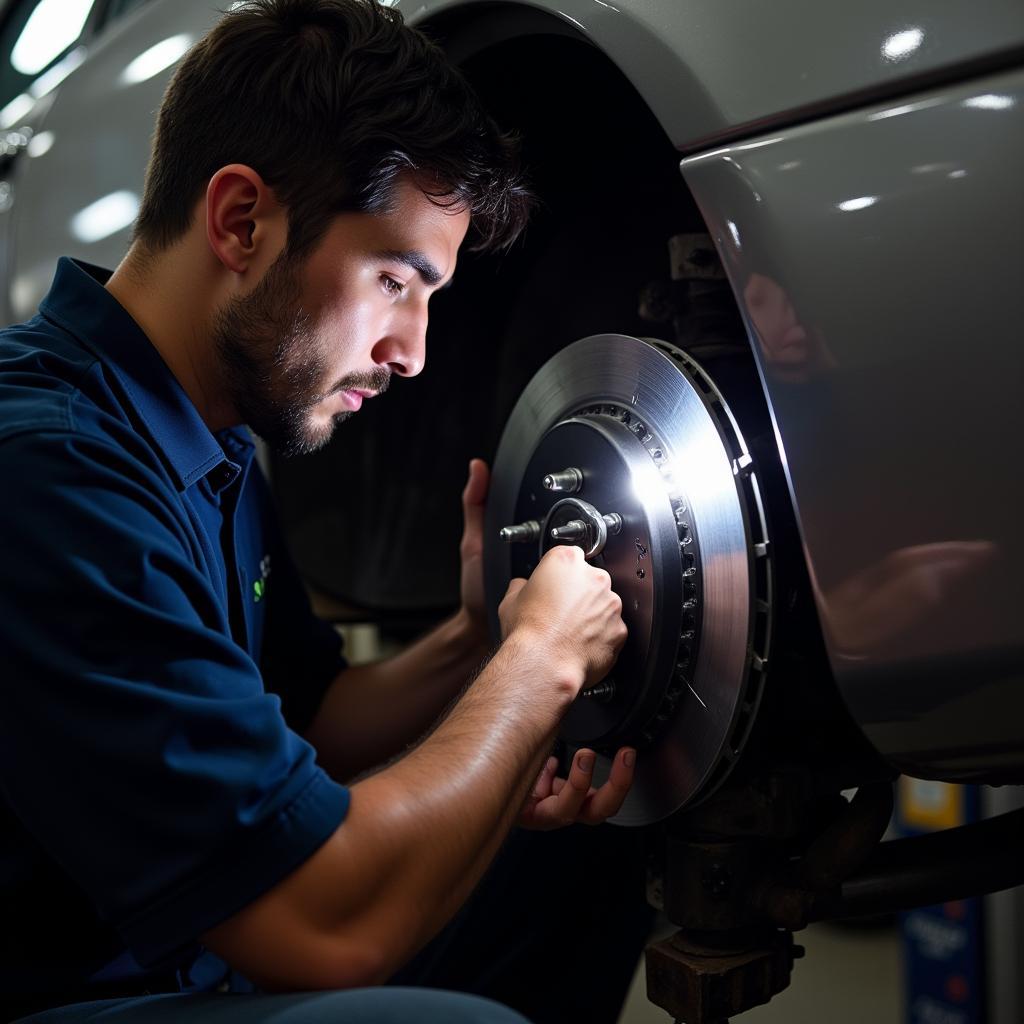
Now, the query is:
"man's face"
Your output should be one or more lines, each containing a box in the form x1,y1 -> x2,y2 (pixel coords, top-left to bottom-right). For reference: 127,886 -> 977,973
213,176 -> 470,456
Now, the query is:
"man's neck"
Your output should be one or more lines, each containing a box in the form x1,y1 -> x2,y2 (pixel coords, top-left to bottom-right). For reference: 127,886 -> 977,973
105,243 -> 240,434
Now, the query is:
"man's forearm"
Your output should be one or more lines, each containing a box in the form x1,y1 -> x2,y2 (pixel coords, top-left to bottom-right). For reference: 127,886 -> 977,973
305,608 -> 492,781
324,633 -> 573,977
204,632 -> 575,992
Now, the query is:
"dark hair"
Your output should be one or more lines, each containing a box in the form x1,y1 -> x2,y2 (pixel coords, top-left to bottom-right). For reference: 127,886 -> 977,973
133,0 -> 532,257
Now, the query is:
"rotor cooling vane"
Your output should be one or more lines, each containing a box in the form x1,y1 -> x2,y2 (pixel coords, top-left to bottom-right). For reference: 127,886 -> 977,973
484,335 -> 773,824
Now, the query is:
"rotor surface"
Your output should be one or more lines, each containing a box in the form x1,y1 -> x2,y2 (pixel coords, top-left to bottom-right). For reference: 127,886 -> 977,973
485,335 -> 771,824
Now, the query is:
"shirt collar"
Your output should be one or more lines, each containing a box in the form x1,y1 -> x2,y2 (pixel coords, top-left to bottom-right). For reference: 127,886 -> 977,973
39,257 -> 252,494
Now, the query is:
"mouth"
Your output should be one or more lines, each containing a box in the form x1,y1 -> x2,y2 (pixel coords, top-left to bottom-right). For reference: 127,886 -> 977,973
335,388 -> 379,412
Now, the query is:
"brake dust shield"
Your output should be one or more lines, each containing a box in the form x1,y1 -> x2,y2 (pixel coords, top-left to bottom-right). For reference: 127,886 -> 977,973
484,335 -> 772,824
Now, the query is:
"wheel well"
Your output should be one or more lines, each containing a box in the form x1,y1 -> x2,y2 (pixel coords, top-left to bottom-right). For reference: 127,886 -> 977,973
433,29 -> 714,443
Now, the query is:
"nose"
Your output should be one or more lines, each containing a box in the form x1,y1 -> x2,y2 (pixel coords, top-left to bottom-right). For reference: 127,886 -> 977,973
372,300 -> 428,378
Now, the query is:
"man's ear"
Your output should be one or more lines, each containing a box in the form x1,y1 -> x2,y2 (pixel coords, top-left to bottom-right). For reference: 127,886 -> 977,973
204,163 -> 286,275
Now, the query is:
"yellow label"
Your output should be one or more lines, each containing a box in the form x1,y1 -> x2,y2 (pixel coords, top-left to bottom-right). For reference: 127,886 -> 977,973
899,777 -> 964,831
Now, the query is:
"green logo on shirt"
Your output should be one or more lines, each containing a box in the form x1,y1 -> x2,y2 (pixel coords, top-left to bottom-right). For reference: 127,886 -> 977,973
253,555 -> 271,602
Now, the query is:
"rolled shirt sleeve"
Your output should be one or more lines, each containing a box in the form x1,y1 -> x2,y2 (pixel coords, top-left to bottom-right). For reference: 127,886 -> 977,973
0,428 -> 349,968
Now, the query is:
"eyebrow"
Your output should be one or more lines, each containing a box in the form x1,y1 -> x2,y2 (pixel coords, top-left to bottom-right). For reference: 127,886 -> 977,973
375,249 -> 453,290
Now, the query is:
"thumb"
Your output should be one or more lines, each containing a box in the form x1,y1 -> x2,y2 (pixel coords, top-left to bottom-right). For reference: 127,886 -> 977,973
461,459 -> 489,546
462,458 -> 489,511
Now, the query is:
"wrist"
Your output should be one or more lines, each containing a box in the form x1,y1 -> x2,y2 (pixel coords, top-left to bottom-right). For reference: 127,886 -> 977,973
500,627 -> 584,702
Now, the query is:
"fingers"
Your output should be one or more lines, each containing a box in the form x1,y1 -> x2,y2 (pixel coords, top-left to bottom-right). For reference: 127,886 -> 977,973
554,749 -> 597,823
499,577 -> 527,614
578,747 -> 635,824
537,541 -> 585,569
459,458 -> 489,552
532,748 -> 636,829
524,547 -> 626,687
535,749 -> 598,828
461,458 -> 489,516
529,756 -> 559,801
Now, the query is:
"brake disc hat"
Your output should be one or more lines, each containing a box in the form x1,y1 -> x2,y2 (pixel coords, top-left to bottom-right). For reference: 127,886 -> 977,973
484,335 -> 772,824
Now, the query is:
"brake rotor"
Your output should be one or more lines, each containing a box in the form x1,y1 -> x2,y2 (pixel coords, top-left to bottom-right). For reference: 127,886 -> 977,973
484,334 -> 772,824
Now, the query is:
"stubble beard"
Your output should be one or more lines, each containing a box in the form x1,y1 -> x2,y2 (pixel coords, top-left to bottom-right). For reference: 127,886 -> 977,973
211,250 -> 386,457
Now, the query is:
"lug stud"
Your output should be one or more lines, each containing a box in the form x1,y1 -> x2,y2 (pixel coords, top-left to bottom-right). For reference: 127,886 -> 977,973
542,467 -> 583,493
499,520 -> 541,543
550,519 -> 588,542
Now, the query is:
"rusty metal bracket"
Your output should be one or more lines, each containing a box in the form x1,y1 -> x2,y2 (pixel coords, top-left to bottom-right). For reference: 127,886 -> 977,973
645,929 -> 801,1024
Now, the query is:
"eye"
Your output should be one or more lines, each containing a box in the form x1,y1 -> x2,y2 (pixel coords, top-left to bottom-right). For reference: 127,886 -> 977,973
380,274 -> 405,297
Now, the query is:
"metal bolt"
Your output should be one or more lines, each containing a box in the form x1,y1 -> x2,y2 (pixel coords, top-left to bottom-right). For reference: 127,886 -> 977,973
543,467 -> 583,493
499,520 -> 541,543
550,519 -> 588,542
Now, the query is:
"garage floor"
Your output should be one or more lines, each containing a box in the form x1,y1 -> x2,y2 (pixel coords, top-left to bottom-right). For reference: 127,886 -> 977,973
618,921 -> 901,1023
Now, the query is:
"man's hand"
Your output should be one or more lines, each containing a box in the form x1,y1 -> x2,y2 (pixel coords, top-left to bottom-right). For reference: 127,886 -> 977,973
498,544 -> 627,693
519,747 -> 636,829
459,458 -> 489,642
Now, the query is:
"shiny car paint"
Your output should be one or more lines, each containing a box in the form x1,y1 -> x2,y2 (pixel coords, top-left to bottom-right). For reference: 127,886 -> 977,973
681,69 -> 1024,780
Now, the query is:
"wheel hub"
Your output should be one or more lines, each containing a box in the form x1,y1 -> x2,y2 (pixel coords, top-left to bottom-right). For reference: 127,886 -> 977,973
485,334 -> 771,824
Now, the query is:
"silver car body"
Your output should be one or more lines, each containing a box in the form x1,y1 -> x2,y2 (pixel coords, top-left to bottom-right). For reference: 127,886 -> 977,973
2,0 -> 1023,781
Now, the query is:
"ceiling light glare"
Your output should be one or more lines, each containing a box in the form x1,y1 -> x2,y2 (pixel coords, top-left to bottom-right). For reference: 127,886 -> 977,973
120,34 -> 192,86
963,94 -> 1015,111
10,0 -> 94,76
26,129 -> 54,157
70,190 -> 139,244
0,93 -> 34,130
837,196 -> 879,212
29,45 -> 86,99
882,27 -> 924,62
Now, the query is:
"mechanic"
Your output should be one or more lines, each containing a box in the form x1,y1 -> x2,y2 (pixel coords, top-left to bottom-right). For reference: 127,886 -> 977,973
0,1 -> 655,1022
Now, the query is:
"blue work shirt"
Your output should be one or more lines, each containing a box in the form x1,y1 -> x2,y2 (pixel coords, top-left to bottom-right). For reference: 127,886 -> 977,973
0,258 -> 350,1011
